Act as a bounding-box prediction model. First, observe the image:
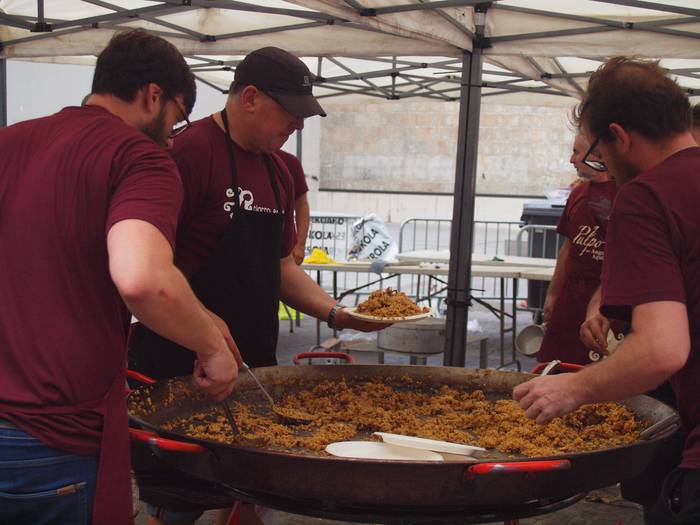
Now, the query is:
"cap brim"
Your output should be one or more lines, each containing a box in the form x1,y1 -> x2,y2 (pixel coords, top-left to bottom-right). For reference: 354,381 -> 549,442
268,90 -> 327,118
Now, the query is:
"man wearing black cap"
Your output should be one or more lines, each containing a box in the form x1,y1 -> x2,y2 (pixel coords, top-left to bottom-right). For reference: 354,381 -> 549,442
129,47 -> 382,525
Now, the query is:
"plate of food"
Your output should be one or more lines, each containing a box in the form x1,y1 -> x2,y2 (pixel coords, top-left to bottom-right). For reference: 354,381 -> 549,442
346,288 -> 432,324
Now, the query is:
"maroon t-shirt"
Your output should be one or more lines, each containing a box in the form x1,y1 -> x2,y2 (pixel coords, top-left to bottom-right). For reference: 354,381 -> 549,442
171,116 -> 297,277
276,149 -> 309,199
600,147 -> 700,468
0,106 -> 182,454
557,180 -> 616,281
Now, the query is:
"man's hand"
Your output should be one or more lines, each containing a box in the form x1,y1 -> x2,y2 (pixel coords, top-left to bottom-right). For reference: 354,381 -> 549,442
512,373 -> 587,424
193,347 -> 238,402
580,312 -> 611,354
207,310 -> 244,368
292,243 -> 305,265
333,307 -> 391,332
543,294 -> 556,324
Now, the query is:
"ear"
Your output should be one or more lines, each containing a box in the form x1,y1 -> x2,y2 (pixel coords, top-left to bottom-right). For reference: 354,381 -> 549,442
140,83 -> 165,115
608,123 -> 631,154
239,85 -> 260,113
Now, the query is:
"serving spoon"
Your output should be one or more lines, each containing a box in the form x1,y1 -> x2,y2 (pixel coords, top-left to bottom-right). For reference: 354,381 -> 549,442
242,362 -> 315,425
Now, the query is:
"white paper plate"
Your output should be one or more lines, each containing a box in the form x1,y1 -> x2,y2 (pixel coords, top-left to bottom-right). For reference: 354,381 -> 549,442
325,441 -> 443,461
373,432 -> 486,456
346,307 -> 432,325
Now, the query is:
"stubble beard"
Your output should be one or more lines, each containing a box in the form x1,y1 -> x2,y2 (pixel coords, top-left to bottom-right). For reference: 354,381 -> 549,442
140,105 -> 169,148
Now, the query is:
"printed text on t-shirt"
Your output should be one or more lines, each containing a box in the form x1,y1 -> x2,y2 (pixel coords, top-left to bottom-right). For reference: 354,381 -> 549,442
572,225 -> 605,261
224,187 -> 281,216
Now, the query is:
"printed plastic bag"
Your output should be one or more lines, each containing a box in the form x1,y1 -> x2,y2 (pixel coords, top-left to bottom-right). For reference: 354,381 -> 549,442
348,214 -> 398,262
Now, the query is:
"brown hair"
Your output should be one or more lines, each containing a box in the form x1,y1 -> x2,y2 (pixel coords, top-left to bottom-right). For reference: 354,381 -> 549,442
693,105 -> 700,128
574,57 -> 690,141
92,29 -> 196,113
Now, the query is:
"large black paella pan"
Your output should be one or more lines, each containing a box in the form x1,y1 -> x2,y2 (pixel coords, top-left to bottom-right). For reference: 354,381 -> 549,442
128,365 -> 679,518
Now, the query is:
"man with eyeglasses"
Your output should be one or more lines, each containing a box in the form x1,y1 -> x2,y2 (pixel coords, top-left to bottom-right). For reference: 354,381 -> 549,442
0,29 -> 238,525
536,132 -> 620,365
514,57 -> 700,524
128,46 -> 384,525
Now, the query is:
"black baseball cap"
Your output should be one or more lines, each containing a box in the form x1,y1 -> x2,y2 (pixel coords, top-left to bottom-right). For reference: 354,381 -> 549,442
233,47 -> 326,118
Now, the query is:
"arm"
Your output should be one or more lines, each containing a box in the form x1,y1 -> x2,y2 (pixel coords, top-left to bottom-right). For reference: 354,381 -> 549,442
108,219 -> 237,400
202,306 -> 243,368
279,256 -> 383,332
514,300 -> 689,424
543,240 -> 570,323
579,286 -> 611,352
292,194 -> 310,265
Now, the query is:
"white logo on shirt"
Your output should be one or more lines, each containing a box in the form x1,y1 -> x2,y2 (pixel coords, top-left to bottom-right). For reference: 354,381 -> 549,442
223,187 -> 281,217
572,225 -> 605,261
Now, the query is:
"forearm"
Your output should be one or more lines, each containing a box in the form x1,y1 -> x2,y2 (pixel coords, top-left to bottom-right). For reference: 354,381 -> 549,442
571,335 -> 672,403
572,301 -> 688,402
122,265 -> 226,357
108,220 -> 226,358
279,256 -> 335,320
586,286 -> 602,318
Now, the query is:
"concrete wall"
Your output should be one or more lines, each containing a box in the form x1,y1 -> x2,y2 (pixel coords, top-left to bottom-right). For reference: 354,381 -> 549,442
317,97 -> 577,196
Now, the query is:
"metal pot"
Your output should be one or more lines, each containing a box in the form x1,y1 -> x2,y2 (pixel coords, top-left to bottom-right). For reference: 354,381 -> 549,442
128,365 -> 679,517
515,324 -> 545,356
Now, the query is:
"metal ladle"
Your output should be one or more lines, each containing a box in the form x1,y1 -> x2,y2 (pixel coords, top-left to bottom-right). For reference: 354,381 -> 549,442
242,362 -> 315,425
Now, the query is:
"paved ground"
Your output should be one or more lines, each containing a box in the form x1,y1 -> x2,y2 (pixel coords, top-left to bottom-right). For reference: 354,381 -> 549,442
134,302 -> 644,525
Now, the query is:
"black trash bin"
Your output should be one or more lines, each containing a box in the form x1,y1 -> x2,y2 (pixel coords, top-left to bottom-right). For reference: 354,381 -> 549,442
520,201 -> 566,322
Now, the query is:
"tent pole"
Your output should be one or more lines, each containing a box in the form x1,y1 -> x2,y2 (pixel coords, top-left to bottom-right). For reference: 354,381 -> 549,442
443,7 -> 486,367
0,58 -> 6,127
296,128 -> 303,162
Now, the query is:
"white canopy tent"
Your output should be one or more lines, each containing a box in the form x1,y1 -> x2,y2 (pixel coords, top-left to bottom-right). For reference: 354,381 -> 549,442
1,0 -> 699,366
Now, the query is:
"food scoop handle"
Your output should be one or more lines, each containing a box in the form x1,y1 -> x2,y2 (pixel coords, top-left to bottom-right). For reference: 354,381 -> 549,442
242,362 -> 276,407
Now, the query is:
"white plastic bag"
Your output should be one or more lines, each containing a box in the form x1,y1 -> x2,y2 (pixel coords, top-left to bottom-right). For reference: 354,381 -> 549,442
347,214 -> 398,262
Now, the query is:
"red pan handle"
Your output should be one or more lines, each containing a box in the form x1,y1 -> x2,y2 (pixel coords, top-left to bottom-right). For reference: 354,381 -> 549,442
530,362 -> 584,375
466,460 -> 571,479
129,428 -> 206,453
126,370 -> 157,385
293,352 -> 354,365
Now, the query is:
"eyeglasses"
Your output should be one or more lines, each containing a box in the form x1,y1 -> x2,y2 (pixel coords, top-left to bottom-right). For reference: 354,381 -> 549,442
169,99 -> 191,139
582,135 -> 608,172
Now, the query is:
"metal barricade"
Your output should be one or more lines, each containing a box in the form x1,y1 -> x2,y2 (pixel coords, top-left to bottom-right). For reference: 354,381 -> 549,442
397,218 -> 525,307
514,224 -> 565,258
515,225 -> 564,319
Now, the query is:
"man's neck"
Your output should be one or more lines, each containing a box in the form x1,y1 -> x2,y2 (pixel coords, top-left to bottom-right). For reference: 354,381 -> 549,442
214,104 -> 259,153
85,94 -> 140,129
635,132 -> 697,172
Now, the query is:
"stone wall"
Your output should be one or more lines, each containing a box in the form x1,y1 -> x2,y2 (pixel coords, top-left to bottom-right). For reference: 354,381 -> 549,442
319,98 -> 579,196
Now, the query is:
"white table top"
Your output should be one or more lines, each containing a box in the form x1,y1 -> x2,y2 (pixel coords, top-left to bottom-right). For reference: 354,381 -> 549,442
302,262 -> 553,281
395,250 -> 556,269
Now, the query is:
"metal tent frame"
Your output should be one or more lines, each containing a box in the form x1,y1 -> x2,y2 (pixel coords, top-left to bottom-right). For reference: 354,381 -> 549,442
1,0 -> 699,365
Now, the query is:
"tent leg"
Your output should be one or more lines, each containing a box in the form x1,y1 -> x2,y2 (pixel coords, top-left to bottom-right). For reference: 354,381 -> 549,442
295,128 -> 303,161
444,16 -> 486,367
0,58 -> 6,128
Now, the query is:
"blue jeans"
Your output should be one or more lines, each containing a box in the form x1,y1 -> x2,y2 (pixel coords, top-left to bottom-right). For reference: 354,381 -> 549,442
0,419 -> 98,525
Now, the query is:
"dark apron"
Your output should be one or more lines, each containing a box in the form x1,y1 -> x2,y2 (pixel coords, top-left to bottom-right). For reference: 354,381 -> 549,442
129,109 -> 285,379
129,110 -> 286,512
538,181 -> 623,365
